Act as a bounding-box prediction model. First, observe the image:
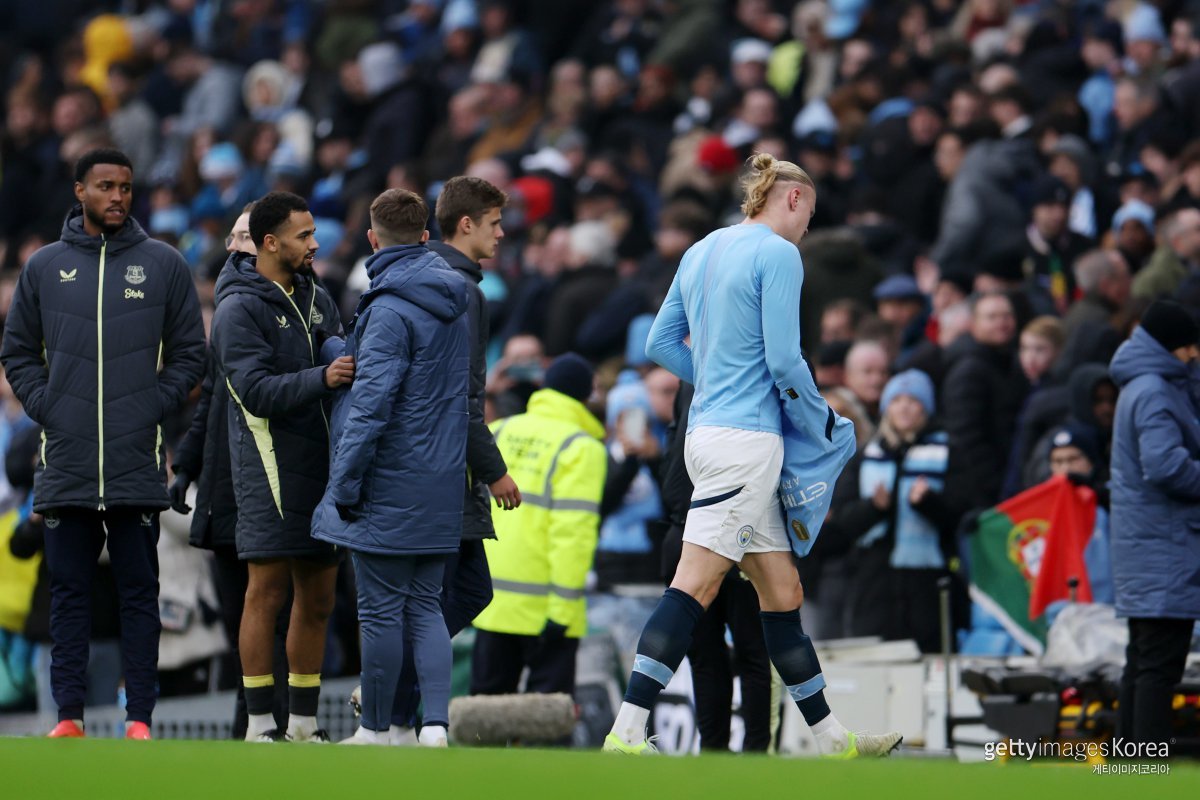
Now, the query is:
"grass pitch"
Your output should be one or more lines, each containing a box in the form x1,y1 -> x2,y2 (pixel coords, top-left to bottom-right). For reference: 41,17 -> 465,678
1,738 -> 1196,800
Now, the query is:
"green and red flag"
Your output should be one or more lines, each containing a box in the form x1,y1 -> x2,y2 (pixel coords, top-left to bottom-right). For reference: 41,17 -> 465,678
969,475 -> 1096,654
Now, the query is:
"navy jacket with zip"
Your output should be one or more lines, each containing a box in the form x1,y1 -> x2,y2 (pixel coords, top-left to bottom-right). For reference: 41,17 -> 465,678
210,252 -> 341,559
312,244 -> 470,556
1,206 -> 205,512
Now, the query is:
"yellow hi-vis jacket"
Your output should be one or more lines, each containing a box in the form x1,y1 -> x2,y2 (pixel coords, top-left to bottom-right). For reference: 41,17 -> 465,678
473,389 -> 607,639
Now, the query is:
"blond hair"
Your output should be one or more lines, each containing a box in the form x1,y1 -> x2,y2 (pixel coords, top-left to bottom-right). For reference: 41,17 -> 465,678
1021,315 -> 1066,351
740,152 -> 816,217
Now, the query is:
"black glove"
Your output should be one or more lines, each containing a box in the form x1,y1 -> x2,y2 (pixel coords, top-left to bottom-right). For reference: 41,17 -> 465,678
168,471 -> 192,514
539,620 -> 568,648
336,503 -> 358,522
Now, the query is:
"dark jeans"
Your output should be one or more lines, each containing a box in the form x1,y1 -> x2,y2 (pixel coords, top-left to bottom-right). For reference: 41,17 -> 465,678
1119,617 -> 1194,745
391,539 -> 492,726
43,507 -> 160,724
211,547 -> 289,737
688,574 -> 773,752
470,629 -> 579,696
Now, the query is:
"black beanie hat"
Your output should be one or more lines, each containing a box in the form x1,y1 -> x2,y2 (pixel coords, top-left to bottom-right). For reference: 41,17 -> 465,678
544,353 -> 594,402
1140,300 -> 1200,352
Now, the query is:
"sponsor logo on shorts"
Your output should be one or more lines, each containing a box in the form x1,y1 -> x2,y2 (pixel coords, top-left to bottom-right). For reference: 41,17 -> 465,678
44,513 -> 60,529
140,513 -> 153,527
737,525 -> 754,548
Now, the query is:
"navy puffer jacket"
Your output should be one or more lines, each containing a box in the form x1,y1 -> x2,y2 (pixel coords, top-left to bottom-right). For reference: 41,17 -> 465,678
312,244 -> 470,556
1108,326 -> 1200,619
210,252 -> 342,559
1,207 -> 205,512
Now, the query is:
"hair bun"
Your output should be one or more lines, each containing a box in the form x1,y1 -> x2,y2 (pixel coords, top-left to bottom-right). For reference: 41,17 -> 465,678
750,152 -> 776,172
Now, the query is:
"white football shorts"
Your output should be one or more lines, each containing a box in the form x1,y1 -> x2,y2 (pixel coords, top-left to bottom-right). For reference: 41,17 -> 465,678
682,425 -> 790,562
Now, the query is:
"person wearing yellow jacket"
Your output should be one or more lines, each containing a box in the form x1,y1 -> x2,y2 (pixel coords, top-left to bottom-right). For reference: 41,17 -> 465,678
471,354 -> 607,696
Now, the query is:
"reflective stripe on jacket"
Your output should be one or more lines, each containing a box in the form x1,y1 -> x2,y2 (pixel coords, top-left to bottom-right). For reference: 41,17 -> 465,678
473,389 -> 606,638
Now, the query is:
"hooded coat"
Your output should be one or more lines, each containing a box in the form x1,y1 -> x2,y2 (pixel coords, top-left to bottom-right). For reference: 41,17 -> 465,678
311,244 -> 470,556
210,252 -> 342,559
1108,327 -> 1200,619
0,207 -> 205,512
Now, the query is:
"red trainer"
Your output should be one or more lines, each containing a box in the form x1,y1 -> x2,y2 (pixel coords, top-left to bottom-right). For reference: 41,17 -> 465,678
125,722 -> 152,740
48,720 -> 85,738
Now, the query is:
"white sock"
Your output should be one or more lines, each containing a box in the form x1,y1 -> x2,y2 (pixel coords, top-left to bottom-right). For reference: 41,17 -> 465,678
612,702 -> 650,746
72,719 -> 85,731
418,724 -> 448,747
246,713 -> 275,740
287,714 -> 318,740
811,714 -> 850,755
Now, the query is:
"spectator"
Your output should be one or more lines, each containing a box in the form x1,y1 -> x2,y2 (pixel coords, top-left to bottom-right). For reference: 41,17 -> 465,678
872,275 -> 927,362
1023,175 -> 1092,315
824,369 -> 955,652
942,291 -> 1026,513
1110,198 -> 1157,274
1132,207 -> 1200,300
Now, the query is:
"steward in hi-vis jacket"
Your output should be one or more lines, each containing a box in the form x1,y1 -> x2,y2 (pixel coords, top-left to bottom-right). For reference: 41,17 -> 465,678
471,355 -> 606,697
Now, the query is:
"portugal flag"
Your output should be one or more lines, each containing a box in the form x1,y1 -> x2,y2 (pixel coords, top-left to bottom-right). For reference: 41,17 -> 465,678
969,475 -> 1096,654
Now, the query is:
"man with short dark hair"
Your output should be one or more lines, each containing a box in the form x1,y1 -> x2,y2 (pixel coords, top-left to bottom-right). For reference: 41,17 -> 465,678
211,191 -> 352,742
313,188 -> 471,747
1,147 -> 206,739
379,176 -> 522,741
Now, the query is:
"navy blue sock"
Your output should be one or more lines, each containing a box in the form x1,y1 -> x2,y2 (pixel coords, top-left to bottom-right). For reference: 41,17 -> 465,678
760,608 -> 831,726
623,588 -> 705,709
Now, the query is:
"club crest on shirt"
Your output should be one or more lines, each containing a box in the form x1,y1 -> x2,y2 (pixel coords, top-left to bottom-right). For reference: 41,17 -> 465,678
311,309 -> 324,325
125,265 -> 146,285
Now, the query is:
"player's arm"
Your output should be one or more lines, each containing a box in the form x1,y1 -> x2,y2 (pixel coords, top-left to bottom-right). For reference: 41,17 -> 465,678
759,239 -> 831,442
646,272 -> 693,382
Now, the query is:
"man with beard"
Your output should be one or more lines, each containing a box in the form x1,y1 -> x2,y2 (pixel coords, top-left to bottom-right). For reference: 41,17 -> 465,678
211,191 -> 352,742
1,148 -> 206,739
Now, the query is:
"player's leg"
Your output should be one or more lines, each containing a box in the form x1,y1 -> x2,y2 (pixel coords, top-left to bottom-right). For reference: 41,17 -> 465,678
347,552 -> 412,744
285,556 -> 339,741
686,580 -> 734,751
741,550 -> 902,757
403,555 -> 453,747
606,542 -> 731,751
726,576 -> 773,752
240,559 -> 291,740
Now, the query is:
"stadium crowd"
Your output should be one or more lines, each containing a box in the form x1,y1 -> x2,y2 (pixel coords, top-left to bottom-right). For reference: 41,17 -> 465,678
0,0 -> 1199,751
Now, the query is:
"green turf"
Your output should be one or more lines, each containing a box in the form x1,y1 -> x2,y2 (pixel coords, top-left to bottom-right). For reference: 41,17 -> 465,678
1,738 -> 1197,800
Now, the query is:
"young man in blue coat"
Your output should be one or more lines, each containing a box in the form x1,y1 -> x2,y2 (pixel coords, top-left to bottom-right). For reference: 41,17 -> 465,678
1109,299 -> 1200,746
312,189 -> 471,747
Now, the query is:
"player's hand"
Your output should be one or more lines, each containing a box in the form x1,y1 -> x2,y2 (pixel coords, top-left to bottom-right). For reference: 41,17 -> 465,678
324,356 -> 355,388
909,476 -> 930,506
169,470 -> 192,514
872,482 -> 891,511
489,474 -> 522,510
